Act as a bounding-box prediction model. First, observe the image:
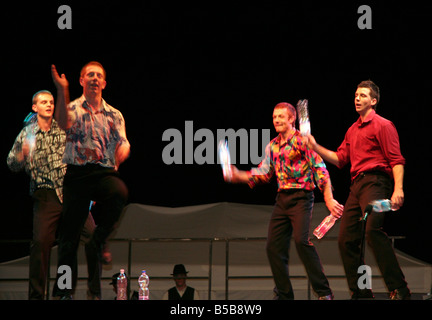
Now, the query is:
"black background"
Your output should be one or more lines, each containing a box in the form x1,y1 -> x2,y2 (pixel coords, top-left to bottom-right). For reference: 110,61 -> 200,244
1,1 -> 431,264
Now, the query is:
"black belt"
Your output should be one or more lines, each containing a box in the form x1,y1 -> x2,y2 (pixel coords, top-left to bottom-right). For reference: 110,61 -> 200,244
353,170 -> 389,183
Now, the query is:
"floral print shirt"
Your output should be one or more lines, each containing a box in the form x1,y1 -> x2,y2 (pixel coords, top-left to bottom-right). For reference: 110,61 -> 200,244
248,129 -> 330,192
63,95 -> 130,169
7,116 -> 67,202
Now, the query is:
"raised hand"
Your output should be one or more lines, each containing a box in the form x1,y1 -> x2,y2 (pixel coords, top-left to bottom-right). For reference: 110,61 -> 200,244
50,64 -> 71,130
51,64 -> 69,89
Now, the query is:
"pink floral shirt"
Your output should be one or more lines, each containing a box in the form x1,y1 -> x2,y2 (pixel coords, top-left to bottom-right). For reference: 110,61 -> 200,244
248,129 -> 330,192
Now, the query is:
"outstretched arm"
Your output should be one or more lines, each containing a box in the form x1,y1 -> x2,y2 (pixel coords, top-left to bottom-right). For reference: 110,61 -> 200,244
229,165 -> 251,183
305,134 -> 340,167
228,142 -> 274,186
304,145 -> 344,218
51,65 -> 71,130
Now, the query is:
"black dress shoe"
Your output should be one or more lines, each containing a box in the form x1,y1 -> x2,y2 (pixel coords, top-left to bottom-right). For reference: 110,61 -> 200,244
389,287 -> 411,300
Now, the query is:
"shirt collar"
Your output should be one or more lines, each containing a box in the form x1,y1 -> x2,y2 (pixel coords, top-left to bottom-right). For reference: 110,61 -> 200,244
30,117 -> 59,134
80,95 -> 107,113
357,109 -> 376,127
276,129 -> 297,146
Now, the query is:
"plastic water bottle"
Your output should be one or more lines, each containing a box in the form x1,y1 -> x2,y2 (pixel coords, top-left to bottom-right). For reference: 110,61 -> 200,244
218,140 -> 232,182
299,119 -> 311,136
313,215 -> 337,239
117,269 -> 128,300
26,132 -> 36,157
138,270 -> 150,300
369,199 -> 395,212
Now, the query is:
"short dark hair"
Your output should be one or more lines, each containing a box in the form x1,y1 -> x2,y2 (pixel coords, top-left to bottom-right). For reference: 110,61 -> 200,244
32,90 -> 53,105
357,80 -> 380,109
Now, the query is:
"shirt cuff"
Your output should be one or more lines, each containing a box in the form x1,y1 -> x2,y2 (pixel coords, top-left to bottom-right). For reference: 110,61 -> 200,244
247,171 -> 256,189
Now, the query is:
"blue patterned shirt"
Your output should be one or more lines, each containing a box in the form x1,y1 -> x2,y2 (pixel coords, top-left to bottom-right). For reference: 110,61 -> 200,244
63,95 -> 130,168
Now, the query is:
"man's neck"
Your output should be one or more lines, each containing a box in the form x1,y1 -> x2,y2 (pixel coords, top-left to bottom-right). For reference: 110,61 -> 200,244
84,92 -> 102,111
280,127 -> 295,142
37,115 -> 52,132
359,107 -> 374,123
176,284 -> 187,291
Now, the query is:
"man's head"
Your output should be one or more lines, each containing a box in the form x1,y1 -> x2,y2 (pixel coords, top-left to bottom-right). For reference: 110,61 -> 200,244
32,90 -> 54,119
355,80 -> 380,113
273,102 -> 296,134
79,61 -> 107,97
171,264 -> 189,289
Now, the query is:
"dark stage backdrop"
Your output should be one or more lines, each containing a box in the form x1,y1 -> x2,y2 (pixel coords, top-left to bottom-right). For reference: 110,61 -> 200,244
1,2 -> 431,264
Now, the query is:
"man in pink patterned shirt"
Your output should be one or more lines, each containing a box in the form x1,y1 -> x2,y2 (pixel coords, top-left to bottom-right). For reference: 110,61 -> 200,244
229,102 -> 344,300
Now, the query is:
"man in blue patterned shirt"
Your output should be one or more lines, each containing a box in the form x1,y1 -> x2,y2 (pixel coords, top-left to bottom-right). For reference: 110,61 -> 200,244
51,62 -> 130,299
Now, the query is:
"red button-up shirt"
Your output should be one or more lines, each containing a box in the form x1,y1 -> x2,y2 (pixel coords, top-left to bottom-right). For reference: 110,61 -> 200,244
336,110 -> 405,181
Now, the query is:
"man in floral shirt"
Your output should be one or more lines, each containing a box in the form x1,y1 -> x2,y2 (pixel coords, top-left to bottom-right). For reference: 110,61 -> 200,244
7,91 -> 103,300
51,62 -> 130,299
229,102 -> 344,300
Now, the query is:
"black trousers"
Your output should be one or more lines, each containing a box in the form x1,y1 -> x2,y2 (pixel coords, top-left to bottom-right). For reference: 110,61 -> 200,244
52,164 -> 128,298
266,190 -> 332,299
29,189 -> 61,300
338,172 -> 408,293
29,189 -> 100,299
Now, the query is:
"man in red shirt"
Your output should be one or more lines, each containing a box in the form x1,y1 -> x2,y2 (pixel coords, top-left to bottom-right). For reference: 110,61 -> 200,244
306,80 -> 410,299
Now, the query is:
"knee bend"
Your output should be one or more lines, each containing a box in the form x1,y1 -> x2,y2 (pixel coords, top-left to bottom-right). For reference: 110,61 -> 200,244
117,186 -> 128,204
31,239 -> 53,251
116,182 -> 129,203
338,237 -> 353,251
294,235 -> 311,248
107,182 -> 128,205
365,228 -> 386,245
266,242 -> 283,258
